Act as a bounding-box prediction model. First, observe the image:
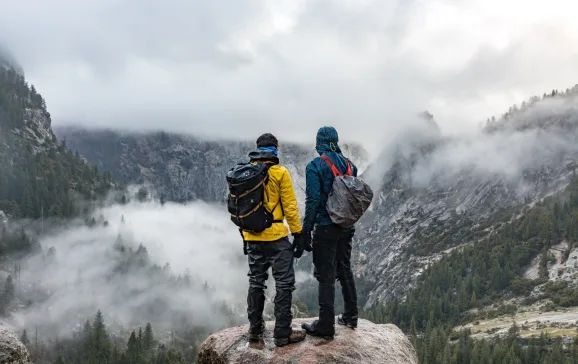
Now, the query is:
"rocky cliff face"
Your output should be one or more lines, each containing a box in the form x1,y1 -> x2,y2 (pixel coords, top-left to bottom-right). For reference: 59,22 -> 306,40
0,60 -> 55,157
54,126 -> 369,208
197,318 -> 417,364
0,327 -> 32,364
355,92 -> 578,308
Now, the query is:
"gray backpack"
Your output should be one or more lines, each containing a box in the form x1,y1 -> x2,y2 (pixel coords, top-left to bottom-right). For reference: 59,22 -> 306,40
321,155 -> 374,228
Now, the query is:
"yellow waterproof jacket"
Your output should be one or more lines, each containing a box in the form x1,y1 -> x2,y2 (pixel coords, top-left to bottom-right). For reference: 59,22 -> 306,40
242,163 -> 302,241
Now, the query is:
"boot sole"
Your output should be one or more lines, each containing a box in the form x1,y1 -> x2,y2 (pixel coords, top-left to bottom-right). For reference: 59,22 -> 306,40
305,332 -> 334,340
338,322 -> 357,329
274,337 -> 305,347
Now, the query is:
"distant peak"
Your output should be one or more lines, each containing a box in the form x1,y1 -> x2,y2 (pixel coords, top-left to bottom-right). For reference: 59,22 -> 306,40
417,110 -> 440,133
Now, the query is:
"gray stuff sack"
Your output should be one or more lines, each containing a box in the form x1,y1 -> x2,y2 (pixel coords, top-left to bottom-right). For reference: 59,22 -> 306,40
321,155 -> 374,228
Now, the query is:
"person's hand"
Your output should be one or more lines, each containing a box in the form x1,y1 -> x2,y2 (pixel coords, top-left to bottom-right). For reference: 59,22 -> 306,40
292,233 -> 305,258
303,231 -> 312,252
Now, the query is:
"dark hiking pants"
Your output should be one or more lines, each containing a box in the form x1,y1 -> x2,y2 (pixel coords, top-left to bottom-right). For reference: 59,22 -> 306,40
313,224 -> 358,333
246,237 -> 295,338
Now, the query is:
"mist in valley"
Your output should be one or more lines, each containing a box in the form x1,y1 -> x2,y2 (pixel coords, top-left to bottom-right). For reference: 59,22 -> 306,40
1,198 -> 253,342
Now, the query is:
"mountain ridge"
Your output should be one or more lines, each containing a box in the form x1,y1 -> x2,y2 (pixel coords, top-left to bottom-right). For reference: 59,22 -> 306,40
54,125 -> 370,207
355,91 -> 578,307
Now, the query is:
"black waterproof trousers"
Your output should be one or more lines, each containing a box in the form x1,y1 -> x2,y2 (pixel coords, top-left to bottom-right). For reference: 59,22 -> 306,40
246,237 -> 295,338
313,224 -> 358,333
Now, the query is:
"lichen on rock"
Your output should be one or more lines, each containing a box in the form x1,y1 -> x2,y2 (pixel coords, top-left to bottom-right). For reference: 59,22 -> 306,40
0,327 -> 32,364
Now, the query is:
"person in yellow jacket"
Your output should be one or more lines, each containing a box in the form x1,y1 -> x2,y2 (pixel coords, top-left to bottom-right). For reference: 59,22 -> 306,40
243,133 -> 307,347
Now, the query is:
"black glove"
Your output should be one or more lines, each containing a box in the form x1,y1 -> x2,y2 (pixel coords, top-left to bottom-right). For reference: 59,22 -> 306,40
292,233 -> 305,258
303,231 -> 313,252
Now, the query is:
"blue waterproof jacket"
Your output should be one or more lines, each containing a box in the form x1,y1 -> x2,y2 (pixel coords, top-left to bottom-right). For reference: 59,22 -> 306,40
302,126 -> 358,232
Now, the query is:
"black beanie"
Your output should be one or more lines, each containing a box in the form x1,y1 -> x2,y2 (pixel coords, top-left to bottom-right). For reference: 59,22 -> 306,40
256,133 -> 279,148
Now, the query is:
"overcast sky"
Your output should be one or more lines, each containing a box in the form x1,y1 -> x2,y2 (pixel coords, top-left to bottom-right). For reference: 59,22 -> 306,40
1,0 -> 578,150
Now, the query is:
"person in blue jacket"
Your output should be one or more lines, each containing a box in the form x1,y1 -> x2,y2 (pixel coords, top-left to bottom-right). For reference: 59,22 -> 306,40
300,126 -> 359,339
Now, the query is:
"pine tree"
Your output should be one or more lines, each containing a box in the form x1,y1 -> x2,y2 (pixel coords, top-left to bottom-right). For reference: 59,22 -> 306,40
539,250 -> 550,279
127,330 -> 142,363
81,320 -> 92,362
138,327 -> 144,355
90,310 -> 110,363
144,323 -> 154,352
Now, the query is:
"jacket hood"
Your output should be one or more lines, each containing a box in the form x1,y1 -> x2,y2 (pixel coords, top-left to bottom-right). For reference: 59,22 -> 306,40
316,126 -> 342,154
248,149 -> 280,164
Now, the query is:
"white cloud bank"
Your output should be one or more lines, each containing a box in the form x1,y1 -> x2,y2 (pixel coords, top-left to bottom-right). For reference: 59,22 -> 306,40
1,0 -> 578,150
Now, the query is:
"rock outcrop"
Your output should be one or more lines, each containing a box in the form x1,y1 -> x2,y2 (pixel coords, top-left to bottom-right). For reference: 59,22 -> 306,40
197,318 -> 417,364
0,327 -> 32,364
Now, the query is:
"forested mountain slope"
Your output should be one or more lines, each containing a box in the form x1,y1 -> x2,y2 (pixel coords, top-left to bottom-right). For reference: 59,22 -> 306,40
363,159 -> 578,363
362,88 -> 578,363
0,59 -> 114,219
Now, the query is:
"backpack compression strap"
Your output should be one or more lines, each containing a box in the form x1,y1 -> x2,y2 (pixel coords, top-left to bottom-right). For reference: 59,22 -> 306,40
320,155 -> 352,177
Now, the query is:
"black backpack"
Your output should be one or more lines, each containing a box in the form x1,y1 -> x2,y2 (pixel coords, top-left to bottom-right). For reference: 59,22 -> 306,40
226,162 -> 282,233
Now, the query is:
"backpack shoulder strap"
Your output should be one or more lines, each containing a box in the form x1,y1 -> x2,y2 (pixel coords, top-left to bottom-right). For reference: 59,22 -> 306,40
272,199 -> 284,223
320,155 -> 352,177
320,155 -> 341,177
344,158 -> 353,176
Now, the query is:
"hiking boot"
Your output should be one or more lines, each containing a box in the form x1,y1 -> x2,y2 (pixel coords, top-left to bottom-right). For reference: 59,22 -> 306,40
248,321 -> 265,342
301,320 -> 334,340
274,328 -> 306,347
337,315 -> 358,329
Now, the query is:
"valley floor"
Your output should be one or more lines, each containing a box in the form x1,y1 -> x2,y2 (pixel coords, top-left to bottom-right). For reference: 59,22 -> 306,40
458,304 -> 578,340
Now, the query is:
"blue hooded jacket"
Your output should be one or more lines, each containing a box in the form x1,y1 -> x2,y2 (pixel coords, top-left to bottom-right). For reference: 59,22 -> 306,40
302,126 -> 358,232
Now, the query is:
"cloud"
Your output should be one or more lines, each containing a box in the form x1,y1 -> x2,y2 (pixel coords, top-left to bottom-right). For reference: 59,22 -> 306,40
363,95 -> 578,199
1,0 -> 578,149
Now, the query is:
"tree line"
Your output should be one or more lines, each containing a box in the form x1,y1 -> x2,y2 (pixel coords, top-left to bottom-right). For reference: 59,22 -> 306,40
21,310 -> 205,364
